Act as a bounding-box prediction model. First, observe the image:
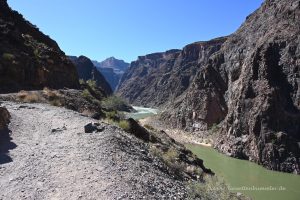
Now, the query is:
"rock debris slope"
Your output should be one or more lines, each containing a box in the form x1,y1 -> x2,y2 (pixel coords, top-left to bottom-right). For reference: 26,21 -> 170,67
117,0 -> 300,174
0,102 -> 188,199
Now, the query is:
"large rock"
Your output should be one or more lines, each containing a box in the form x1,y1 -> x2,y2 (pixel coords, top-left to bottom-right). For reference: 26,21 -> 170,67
69,55 -> 113,95
117,0 -> 300,173
0,0 -> 79,93
0,107 -> 10,129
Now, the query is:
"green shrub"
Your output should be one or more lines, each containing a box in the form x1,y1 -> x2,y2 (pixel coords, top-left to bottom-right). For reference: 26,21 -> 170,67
162,148 -> 185,175
105,110 -> 118,119
118,120 -> 130,131
79,79 -> 85,85
33,49 -> 40,57
101,95 -> 127,111
82,89 -> 92,99
210,123 -> 220,135
2,53 -> 15,61
86,79 -> 97,89
163,148 -> 178,163
150,147 -> 185,175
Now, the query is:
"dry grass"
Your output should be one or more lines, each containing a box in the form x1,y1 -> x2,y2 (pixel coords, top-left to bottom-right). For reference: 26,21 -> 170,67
17,91 -> 41,103
150,145 -> 163,157
43,87 -> 64,106
16,88 -> 63,106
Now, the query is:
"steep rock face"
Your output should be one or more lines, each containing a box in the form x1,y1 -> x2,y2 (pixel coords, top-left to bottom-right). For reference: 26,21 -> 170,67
213,0 -> 300,174
163,0 -> 300,173
117,38 -> 226,107
97,67 -> 121,91
0,0 -> 79,93
93,57 -> 129,91
69,56 -> 112,95
118,0 -> 300,173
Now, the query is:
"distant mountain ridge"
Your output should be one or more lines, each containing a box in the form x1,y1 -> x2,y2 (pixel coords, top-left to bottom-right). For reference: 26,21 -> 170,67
93,57 -> 129,91
93,57 -> 129,74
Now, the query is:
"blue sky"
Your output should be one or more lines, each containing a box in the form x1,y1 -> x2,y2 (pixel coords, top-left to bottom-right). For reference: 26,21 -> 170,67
8,0 -> 263,63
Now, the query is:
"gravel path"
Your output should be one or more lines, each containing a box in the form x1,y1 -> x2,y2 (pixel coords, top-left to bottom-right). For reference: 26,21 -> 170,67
0,102 -> 187,200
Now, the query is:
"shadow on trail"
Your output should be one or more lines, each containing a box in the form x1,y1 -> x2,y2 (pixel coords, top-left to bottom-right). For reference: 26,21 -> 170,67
0,127 -> 16,164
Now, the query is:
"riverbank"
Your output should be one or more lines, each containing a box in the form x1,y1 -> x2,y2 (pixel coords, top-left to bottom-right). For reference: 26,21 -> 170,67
139,115 -> 300,200
125,106 -> 158,120
139,116 -> 213,147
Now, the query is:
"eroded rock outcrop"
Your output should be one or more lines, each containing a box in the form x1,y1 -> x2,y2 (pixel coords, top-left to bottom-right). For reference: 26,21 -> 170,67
118,0 -> 300,173
0,0 -> 79,93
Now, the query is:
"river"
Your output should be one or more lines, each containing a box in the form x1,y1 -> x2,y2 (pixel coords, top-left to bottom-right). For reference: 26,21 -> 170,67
125,106 -> 158,120
187,144 -> 300,200
126,106 -> 300,200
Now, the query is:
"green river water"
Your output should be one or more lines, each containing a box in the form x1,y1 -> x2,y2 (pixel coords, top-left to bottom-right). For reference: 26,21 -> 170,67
126,106 -> 158,120
187,144 -> 300,200
128,107 -> 300,200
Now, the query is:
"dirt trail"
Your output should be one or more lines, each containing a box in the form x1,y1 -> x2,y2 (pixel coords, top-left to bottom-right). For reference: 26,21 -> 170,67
0,102 -> 186,200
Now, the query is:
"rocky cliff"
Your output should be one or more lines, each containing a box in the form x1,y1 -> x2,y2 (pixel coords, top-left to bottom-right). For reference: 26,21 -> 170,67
93,57 -> 129,91
0,0 -> 79,93
97,67 -> 122,91
117,0 -> 300,173
69,56 -> 113,95
117,38 -> 226,107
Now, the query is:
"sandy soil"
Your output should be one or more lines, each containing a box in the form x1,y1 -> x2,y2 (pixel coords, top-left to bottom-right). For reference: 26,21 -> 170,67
139,117 -> 212,147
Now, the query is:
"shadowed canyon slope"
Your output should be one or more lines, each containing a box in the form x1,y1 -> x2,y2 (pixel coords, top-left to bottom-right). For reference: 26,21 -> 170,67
117,0 -> 300,173
69,55 -> 113,95
0,0 -> 79,93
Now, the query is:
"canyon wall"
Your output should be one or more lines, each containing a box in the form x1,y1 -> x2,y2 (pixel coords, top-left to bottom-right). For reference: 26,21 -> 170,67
118,0 -> 300,173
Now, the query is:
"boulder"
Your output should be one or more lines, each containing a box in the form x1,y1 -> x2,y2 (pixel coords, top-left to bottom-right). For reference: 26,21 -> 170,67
0,107 -> 10,130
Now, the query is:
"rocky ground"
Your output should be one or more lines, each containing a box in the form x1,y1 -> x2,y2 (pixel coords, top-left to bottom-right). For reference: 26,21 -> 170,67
0,101 -> 189,199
